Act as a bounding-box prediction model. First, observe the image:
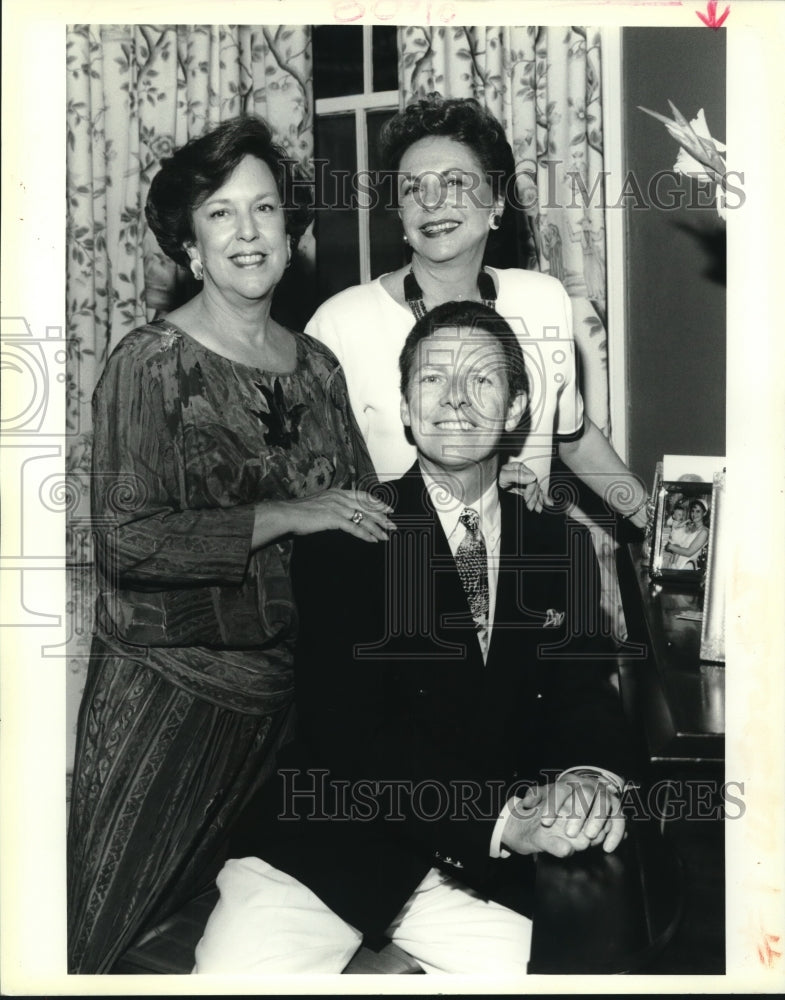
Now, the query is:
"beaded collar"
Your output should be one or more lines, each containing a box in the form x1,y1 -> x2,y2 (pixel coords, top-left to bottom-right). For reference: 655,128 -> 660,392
403,268 -> 497,320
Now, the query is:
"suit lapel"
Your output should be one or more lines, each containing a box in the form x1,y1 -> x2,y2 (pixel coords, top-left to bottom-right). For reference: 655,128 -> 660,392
393,466 -> 484,671
488,493 -> 548,668
486,492 -> 518,669
489,493 -> 572,671
393,468 -> 572,671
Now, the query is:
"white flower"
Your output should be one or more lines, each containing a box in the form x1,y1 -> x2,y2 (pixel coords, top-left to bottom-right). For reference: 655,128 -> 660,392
671,109 -> 727,220
671,109 -> 726,178
639,102 -> 728,220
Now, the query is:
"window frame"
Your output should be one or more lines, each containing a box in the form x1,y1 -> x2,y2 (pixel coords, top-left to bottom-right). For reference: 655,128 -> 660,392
314,25 -> 399,285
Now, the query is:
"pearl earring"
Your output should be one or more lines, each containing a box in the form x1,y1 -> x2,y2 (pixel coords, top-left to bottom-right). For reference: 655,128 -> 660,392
403,233 -> 409,244
190,259 -> 204,281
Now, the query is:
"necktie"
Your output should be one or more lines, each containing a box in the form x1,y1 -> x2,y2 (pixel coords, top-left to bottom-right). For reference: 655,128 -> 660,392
455,507 -> 490,658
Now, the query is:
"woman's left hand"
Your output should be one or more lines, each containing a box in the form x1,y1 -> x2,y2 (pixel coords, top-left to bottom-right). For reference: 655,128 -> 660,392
499,461 -> 547,512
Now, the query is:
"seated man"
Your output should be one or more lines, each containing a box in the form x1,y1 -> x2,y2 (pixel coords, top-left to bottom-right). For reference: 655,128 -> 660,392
194,301 -> 634,976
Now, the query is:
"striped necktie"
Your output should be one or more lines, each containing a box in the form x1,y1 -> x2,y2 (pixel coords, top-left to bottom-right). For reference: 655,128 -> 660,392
455,507 -> 489,658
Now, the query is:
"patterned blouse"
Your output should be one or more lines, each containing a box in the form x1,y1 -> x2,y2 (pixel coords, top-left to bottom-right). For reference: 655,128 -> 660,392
90,319 -> 375,713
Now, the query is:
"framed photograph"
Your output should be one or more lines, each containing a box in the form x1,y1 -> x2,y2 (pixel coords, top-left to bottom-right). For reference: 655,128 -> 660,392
700,471 -> 727,664
649,479 -> 714,584
639,462 -> 662,569
645,462 -> 663,542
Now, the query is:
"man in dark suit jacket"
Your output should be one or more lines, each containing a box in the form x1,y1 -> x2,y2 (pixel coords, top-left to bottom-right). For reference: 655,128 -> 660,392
194,301 -> 634,975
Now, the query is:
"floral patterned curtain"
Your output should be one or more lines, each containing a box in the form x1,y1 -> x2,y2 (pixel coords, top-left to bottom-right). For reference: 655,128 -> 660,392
65,24 -> 313,769
399,25 -> 610,435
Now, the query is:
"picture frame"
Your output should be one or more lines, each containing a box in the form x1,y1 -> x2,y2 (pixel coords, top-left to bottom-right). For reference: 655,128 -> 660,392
700,470 -> 727,664
642,461 -> 663,561
649,478 -> 714,585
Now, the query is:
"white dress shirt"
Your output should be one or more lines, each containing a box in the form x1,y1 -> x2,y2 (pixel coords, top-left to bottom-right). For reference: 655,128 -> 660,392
422,471 -> 502,648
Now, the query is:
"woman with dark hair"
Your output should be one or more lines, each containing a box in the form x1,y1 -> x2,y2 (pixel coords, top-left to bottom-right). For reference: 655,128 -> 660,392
665,498 -> 710,569
67,114 -> 392,973
306,95 -> 648,525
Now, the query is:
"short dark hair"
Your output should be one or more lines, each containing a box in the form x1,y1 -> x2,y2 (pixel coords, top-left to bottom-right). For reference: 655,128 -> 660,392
378,95 -> 516,203
145,115 -> 313,268
689,498 -> 710,525
399,301 -> 529,403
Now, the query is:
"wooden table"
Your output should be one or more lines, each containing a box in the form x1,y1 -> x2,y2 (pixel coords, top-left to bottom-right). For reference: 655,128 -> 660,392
529,817 -> 683,974
616,543 -> 724,768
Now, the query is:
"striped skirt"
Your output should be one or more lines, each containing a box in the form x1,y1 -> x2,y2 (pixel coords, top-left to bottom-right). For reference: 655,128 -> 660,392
67,637 -> 294,973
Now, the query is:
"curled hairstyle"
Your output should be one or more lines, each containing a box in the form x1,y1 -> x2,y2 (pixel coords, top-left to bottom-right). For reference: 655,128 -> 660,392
378,95 -> 516,202
399,301 -> 529,404
145,115 -> 314,268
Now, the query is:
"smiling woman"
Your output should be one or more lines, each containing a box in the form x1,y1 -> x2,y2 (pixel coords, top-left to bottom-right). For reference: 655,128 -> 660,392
65,115 -> 392,974
397,135 -> 502,275
182,157 -> 290,328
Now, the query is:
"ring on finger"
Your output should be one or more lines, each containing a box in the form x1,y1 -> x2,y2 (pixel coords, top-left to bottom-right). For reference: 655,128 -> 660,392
351,509 -> 364,524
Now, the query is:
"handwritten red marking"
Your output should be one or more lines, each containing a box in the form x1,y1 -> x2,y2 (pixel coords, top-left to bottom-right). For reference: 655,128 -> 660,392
333,0 -> 364,23
697,1 -> 730,29
758,932 -> 782,968
331,0 -> 456,24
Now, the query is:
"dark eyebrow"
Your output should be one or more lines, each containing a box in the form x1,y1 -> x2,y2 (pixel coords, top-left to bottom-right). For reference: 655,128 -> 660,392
401,168 -> 475,179
203,190 -> 279,205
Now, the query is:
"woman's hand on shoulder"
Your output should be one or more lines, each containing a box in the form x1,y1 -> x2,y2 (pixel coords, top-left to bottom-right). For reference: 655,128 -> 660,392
499,461 -> 547,512
252,489 -> 396,548
288,488 -> 396,542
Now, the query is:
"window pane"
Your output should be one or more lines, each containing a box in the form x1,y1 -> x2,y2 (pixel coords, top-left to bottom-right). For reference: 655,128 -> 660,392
367,109 -> 408,279
313,26 -> 363,99
372,26 -> 398,92
314,113 -> 360,303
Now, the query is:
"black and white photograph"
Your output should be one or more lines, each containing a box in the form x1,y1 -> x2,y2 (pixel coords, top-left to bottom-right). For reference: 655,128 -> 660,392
650,480 -> 714,581
2,0 -> 784,994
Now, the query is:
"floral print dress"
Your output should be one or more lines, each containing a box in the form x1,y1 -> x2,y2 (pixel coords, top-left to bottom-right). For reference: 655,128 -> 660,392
67,319 -> 374,973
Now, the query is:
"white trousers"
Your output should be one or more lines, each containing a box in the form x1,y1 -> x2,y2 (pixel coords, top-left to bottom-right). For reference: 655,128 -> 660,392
194,856 -> 532,976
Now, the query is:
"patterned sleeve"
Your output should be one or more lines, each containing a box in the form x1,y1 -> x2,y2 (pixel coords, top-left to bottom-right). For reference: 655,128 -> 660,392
91,336 -> 256,588
309,337 -> 376,489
